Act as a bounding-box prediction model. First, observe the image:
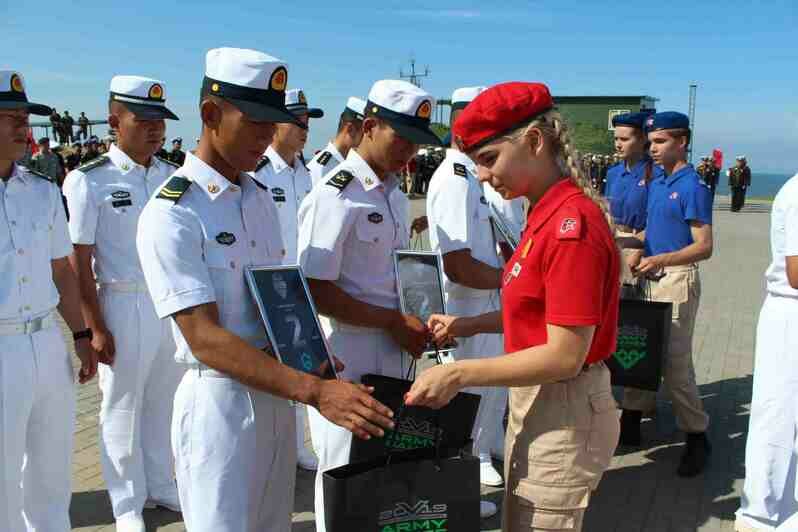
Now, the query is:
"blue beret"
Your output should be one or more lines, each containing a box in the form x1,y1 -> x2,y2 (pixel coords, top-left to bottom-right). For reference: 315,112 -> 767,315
612,112 -> 650,129
646,111 -> 690,132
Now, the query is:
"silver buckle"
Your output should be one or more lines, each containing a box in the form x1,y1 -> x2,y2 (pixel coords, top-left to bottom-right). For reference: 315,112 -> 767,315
24,316 -> 45,335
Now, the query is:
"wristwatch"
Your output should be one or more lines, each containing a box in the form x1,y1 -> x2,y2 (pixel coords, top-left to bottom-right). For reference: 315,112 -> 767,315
73,328 -> 93,342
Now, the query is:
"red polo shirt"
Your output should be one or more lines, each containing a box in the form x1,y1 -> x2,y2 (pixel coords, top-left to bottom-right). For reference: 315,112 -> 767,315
502,179 -> 620,364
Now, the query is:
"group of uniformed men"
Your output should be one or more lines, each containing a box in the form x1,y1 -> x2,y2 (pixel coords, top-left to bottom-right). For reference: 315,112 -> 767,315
0,46 -> 533,532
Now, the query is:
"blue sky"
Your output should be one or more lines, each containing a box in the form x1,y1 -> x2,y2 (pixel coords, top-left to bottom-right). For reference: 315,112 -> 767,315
5,0 -> 796,173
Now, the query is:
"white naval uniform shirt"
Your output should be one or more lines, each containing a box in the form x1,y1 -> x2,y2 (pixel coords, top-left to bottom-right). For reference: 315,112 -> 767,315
63,144 -> 177,284
765,173 -> 798,297
298,149 -> 410,311
482,180 -> 527,241
307,142 -> 345,186
0,164 -> 72,320
251,145 -> 312,265
427,149 -> 502,300
136,152 -> 286,364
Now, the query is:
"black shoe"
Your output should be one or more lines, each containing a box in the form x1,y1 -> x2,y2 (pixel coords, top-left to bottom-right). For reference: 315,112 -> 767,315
677,432 -> 712,477
619,409 -> 642,447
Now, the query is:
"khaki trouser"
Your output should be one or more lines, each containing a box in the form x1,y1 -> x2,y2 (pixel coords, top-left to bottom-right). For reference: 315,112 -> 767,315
622,264 -> 709,433
503,363 -> 619,531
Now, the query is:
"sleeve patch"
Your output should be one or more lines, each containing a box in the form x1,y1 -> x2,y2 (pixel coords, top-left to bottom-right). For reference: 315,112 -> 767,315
156,175 -> 192,203
453,163 -> 467,178
326,170 -> 355,192
556,209 -> 583,240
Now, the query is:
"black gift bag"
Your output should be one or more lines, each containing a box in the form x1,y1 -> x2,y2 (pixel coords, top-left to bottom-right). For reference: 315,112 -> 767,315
606,297 -> 672,391
324,444 -> 481,532
349,373 -> 481,463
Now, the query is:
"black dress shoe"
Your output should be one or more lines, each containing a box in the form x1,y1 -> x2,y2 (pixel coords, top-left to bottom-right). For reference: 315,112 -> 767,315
619,409 -> 642,447
677,432 -> 712,477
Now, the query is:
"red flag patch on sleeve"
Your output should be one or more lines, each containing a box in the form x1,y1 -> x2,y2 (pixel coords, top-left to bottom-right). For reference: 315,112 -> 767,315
556,209 -> 583,240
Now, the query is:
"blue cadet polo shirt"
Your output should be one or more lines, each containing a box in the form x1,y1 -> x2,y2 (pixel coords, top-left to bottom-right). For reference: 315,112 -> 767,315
644,164 -> 713,256
605,158 -> 659,231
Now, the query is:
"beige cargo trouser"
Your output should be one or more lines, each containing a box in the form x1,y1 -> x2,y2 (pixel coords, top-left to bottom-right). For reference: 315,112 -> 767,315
503,363 -> 620,531
622,264 -> 709,433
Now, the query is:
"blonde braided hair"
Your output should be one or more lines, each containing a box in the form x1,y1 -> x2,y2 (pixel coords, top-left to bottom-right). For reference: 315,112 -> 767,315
504,109 -> 615,234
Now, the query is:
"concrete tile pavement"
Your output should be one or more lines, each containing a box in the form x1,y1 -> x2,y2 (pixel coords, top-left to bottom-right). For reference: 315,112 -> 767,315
63,196 -> 768,531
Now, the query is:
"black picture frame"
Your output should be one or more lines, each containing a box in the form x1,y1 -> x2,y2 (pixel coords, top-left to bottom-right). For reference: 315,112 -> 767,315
245,265 -> 338,380
394,250 -> 455,355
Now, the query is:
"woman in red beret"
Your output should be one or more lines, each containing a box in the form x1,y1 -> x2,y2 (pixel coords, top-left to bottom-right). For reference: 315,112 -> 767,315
405,82 -> 621,531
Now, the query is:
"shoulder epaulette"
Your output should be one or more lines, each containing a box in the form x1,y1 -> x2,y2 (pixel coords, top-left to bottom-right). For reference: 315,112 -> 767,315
317,151 -> 332,166
453,163 -> 467,178
77,155 -> 111,173
255,155 -> 270,173
157,156 -> 180,169
251,176 -> 269,192
326,170 -> 355,192
25,167 -> 53,182
156,175 -> 192,203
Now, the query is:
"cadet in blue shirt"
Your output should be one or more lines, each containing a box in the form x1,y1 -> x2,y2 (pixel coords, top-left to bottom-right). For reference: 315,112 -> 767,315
623,112 -> 713,478
606,111 -> 657,287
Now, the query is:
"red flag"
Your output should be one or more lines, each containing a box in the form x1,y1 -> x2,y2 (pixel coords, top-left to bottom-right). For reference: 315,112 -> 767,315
27,128 -> 39,156
712,149 -> 723,169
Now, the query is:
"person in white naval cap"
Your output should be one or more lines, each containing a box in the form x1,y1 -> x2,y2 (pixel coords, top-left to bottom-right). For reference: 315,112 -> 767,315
62,75 -> 183,532
0,69 -> 98,531
136,48 -> 394,532
251,87 -> 324,471
307,96 -> 366,185
425,85 -> 505,518
298,79 -> 439,532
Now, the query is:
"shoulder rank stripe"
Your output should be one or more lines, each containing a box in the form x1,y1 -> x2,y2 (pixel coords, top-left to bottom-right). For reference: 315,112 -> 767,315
317,151 -> 332,166
156,175 -> 192,203
453,163 -> 467,178
251,176 -> 269,192
25,167 -> 53,182
157,156 -> 180,169
255,155 -> 270,173
77,155 -> 111,173
326,170 -> 355,192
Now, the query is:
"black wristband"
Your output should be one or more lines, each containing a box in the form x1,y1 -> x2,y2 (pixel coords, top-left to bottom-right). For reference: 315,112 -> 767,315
73,328 -> 93,342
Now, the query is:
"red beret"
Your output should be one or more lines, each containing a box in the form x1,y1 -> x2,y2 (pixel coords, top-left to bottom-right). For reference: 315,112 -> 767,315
453,82 -> 554,152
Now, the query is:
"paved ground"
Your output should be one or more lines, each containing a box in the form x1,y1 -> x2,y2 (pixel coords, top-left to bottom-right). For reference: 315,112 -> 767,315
64,194 -> 771,531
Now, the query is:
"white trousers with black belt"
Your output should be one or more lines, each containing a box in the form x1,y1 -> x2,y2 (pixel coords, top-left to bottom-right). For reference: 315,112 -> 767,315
173,368 -> 296,532
0,314 -> 75,532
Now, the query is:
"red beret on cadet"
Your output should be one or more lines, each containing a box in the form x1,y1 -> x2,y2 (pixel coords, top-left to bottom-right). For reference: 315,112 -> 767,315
452,81 -> 554,153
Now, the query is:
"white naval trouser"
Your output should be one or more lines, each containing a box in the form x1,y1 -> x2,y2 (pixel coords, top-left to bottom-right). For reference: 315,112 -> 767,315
446,295 -> 507,459
97,285 -> 184,520
172,368 -> 296,532
310,321 -> 406,532
737,294 -> 798,529
0,315 -> 76,532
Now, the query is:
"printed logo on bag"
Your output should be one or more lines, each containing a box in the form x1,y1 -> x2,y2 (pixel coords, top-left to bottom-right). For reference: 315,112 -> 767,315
378,500 -> 448,532
384,417 -> 443,450
111,190 -> 131,199
612,324 -> 648,369
215,232 -> 236,246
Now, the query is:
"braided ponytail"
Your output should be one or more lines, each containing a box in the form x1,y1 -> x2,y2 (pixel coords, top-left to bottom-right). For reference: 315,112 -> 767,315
504,110 -> 615,234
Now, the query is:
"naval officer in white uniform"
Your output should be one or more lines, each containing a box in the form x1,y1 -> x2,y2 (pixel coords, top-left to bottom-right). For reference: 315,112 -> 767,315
63,75 -> 184,532
298,79 -> 440,532
136,48 -> 394,532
